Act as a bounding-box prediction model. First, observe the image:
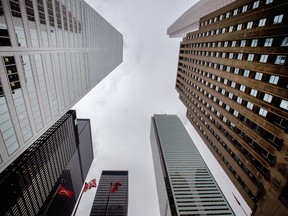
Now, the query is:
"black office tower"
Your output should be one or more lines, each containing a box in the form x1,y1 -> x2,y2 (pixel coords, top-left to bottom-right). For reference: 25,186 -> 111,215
0,110 -> 94,216
90,170 -> 128,216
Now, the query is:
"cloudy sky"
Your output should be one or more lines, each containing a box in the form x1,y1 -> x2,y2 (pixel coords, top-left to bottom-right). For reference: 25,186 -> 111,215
73,0 -> 251,215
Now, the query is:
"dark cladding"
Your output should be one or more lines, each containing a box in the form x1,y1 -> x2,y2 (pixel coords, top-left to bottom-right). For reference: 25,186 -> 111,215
90,170 -> 128,216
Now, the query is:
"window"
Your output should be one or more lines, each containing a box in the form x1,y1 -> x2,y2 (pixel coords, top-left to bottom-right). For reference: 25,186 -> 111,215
264,38 -> 273,47
221,89 -> 226,95
259,108 -> 268,117
231,82 -> 236,88
222,28 -> 226,33
244,70 -> 250,77
269,75 -> 279,85
275,55 -> 286,65
274,14 -> 284,24
242,5 -> 248,13
281,37 -> 288,46
240,85 -> 246,92
280,99 -> 288,110
238,53 -> 243,60
266,0 -> 273,4
259,18 -> 266,27
226,66 -> 231,72
226,12 -> 230,18
231,41 -> 237,47
229,92 -> 234,98
224,41 -> 228,47
224,79 -> 228,85
251,39 -> 258,47
263,93 -> 273,103
237,24 -> 242,31
260,55 -> 268,63
253,1 -> 260,9
248,54 -> 254,61
247,102 -> 254,110
240,40 -> 246,47
233,9 -> 238,16
247,21 -> 253,29
226,105 -> 230,111
234,110 -> 239,117
250,89 -> 258,97
237,97 -> 243,104
229,26 -> 233,32
234,68 -> 239,74
255,72 -> 263,80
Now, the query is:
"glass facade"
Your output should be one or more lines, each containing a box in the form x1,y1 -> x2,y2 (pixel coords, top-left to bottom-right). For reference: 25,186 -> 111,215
90,170 -> 128,216
0,0 -> 123,172
0,110 -> 94,216
151,115 -> 234,215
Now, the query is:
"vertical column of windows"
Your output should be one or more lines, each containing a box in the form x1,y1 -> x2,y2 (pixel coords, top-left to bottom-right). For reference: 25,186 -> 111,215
0,0 -> 11,46
24,0 -> 39,47
8,0 -> 27,46
21,55 -> 43,132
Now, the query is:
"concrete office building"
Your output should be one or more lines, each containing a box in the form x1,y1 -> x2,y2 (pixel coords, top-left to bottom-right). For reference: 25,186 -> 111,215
0,110 -> 94,215
174,0 -> 288,215
90,170 -> 128,216
0,0 -> 123,172
150,114 -> 234,216
167,0 -> 236,38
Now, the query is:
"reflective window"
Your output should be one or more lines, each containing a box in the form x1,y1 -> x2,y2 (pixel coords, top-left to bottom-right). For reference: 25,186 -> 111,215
263,93 -> 273,103
273,15 -> 284,24
237,97 -> 243,104
259,108 -> 268,117
259,18 -> 266,27
255,72 -> 263,80
269,75 -> 279,85
247,22 -> 253,29
247,54 -> 254,61
240,85 -> 246,92
247,102 -> 254,110
244,70 -> 250,77
250,89 -> 258,97
264,38 -> 273,47
260,55 -> 268,63
240,40 -> 246,47
253,1 -> 260,9
266,0 -> 273,4
275,55 -> 286,65
234,110 -> 239,117
251,39 -> 258,47
281,37 -> 288,46
280,100 -> 288,110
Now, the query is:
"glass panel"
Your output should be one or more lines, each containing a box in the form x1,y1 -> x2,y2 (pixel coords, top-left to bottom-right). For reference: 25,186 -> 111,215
9,0 -> 27,47
0,0 -> 12,46
34,54 -> 51,123
21,55 -> 43,131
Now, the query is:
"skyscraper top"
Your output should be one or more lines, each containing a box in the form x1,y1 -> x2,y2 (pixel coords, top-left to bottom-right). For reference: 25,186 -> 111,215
167,0 -> 236,38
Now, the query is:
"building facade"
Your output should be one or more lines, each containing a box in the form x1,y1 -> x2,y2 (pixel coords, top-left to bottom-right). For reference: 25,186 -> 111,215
0,110 -> 94,215
167,0 -> 236,38
90,170 -> 128,216
0,0 -> 123,172
150,114 -> 234,216
175,0 -> 288,215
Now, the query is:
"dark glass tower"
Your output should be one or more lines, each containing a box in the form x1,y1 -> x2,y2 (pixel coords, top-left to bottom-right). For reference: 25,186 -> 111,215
174,0 -> 288,215
90,170 -> 128,216
0,110 -> 94,216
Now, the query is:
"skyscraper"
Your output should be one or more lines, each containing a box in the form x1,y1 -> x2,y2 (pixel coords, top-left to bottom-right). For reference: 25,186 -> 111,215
167,0 -> 236,38
173,0 -> 288,215
90,170 -> 128,216
150,114 -> 234,216
0,0 -> 123,172
0,110 -> 94,215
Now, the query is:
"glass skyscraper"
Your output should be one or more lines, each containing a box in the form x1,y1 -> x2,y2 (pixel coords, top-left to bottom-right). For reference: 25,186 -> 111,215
90,170 -> 128,216
0,0 -> 123,172
150,114 -> 234,216
0,110 -> 94,215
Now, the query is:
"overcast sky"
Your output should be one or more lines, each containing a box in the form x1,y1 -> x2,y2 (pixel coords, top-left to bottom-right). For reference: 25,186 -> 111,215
73,0 -> 252,215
